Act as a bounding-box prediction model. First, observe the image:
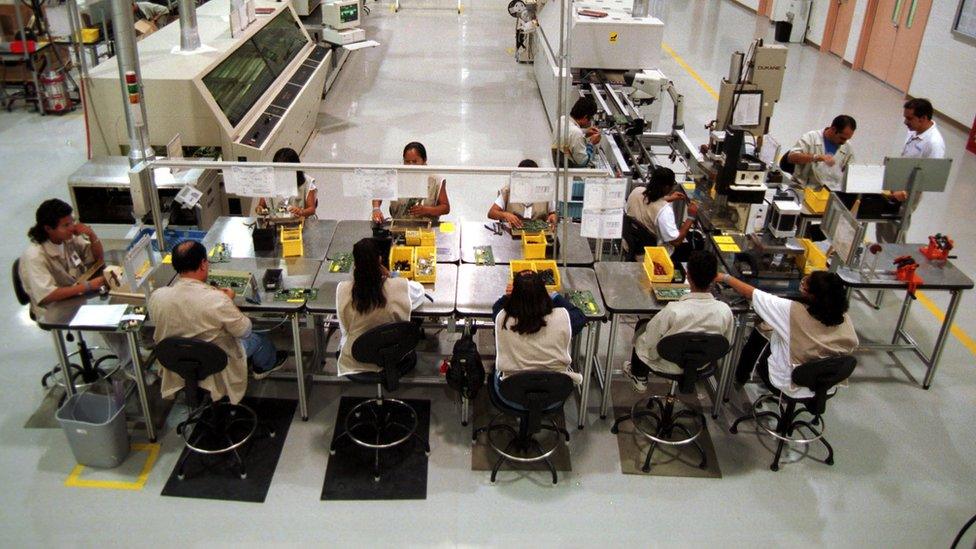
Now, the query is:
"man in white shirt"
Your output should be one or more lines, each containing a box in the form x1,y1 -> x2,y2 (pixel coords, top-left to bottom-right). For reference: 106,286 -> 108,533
551,96 -> 601,168
785,115 -> 857,190
624,251 -> 734,392
878,98 -> 947,243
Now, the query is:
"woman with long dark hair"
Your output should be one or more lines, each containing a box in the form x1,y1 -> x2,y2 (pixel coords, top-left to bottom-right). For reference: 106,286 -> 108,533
490,271 -> 587,391
371,142 -> 451,223
624,166 -> 698,258
335,238 -> 425,375
721,270 -> 858,397
256,147 -> 318,219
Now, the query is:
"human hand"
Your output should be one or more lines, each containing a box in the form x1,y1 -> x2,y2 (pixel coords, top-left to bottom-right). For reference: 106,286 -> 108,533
891,191 -> 908,202
88,275 -> 107,291
588,131 -> 602,145
372,209 -> 385,224
220,287 -> 235,300
505,282 -> 514,295
504,212 -> 523,228
665,191 -> 686,203
408,205 -> 429,217
547,212 -> 558,226
73,222 -> 96,239
820,154 -> 836,167
287,206 -> 302,216
380,264 -> 390,278
687,202 -> 699,217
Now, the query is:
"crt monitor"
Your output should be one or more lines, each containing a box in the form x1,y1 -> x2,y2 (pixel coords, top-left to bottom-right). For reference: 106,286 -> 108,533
323,0 -> 360,29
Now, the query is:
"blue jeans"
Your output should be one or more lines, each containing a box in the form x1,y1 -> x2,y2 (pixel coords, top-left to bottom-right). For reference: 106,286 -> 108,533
242,332 -> 277,372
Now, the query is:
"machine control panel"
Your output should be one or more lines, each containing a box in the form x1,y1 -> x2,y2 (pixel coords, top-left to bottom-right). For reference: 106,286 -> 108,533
241,112 -> 283,149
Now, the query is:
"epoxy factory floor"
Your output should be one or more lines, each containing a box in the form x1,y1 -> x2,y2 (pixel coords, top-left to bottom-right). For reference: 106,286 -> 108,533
0,1 -> 974,546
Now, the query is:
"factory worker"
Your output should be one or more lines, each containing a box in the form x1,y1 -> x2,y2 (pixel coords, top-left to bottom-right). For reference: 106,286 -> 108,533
785,114 -> 856,191
487,159 -> 558,228
551,96 -> 601,168
256,147 -> 318,219
372,142 -> 451,224
624,166 -> 698,261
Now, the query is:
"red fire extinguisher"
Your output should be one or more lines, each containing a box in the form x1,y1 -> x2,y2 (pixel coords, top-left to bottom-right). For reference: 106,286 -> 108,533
39,69 -> 74,114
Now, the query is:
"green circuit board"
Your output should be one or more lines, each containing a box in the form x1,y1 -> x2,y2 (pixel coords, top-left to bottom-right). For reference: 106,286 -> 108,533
273,288 -> 319,302
510,219 -> 551,237
473,245 -> 495,266
329,253 -> 353,273
207,270 -> 254,292
563,290 -> 599,315
653,285 -> 691,301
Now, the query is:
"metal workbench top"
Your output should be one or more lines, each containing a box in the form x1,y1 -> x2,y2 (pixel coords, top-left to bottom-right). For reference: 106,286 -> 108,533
209,257 -> 323,313
306,263 -> 458,317
459,221 -> 594,266
325,220 -> 461,263
594,262 -> 750,315
202,216 -> 337,261
836,243 -> 974,290
455,264 -> 606,319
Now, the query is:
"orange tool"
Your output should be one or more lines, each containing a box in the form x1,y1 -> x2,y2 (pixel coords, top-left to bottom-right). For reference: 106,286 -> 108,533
893,255 -> 923,298
919,233 -> 953,261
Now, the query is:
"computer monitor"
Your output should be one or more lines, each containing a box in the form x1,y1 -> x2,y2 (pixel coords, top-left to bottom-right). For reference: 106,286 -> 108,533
323,0 -> 360,29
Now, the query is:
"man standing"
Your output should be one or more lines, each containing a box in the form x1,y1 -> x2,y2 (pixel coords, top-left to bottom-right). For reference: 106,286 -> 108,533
149,241 -> 285,404
877,98 -> 946,243
785,115 -> 857,190
551,96 -> 602,168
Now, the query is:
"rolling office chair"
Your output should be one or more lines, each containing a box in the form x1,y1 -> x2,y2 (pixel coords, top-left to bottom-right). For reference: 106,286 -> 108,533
730,355 -> 856,471
329,321 -> 430,483
621,214 -> 657,262
156,337 -> 269,481
473,371 -> 574,485
12,259 -> 120,399
611,333 -> 730,473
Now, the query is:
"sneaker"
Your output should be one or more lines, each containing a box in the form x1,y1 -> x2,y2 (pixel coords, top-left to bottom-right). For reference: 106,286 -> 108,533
622,361 -> 648,393
253,351 -> 289,380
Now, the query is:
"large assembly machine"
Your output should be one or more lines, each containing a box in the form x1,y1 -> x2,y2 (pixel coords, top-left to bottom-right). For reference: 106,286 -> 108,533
86,0 -> 331,162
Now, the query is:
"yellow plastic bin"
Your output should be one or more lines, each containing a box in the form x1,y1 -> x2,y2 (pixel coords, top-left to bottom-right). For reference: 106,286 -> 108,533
509,260 -> 561,292
804,188 -> 830,214
414,246 -> 437,283
389,246 -> 416,279
642,246 -> 674,283
522,233 -> 547,259
795,238 -> 828,274
280,226 -> 304,257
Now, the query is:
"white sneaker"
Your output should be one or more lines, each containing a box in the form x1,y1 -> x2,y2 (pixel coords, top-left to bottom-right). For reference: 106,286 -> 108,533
622,361 -> 648,393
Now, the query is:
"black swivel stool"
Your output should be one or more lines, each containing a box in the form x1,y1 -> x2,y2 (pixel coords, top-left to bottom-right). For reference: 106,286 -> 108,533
621,213 -> 658,262
329,321 -> 430,483
730,355 -> 856,471
12,259 -> 120,399
611,332 -> 730,473
156,337 -> 269,480
473,371 -> 574,485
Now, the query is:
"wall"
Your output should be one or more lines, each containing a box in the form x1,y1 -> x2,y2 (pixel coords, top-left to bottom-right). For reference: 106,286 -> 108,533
731,0 -> 760,11
908,1 -> 976,125
805,0 -> 830,46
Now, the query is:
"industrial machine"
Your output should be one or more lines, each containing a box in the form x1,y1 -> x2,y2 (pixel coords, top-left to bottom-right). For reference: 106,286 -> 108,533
293,0 -> 323,17
711,40 -> 787,141
86,1 -> 332,163
321,0 -> 364,45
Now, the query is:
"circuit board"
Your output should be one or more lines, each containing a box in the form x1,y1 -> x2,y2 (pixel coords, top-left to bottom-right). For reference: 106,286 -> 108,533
207,270 -> 255,295
563,290 -> 599,315
273,288 -> 319,302
328,253 -> 353,273
653,285 -> 690,301
117,305 -> 148,331
210,242 -> 231,263
510,219 -> 552,238
473,245 -> 495,266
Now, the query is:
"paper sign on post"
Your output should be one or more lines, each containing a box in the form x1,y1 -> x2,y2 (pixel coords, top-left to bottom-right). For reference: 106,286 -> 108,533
398,172 -> 429,198
510,171 -> 555,204
582,177 -> 627,210
580,208 -> 623,239
343,169 -> 398,200
223,166 -> 275,197
274,170 -> 298,198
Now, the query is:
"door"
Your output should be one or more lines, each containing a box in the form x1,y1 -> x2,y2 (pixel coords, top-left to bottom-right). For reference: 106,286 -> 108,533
860,0 -> 932,92
828,0 -> 857,57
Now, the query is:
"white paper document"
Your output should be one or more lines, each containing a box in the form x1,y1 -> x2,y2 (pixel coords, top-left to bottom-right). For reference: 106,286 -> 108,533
580,208 -> 623,239
343,169 -> 398,200
731,92 -> 762,127
844,164 -> 885,194
70,304 -> 128,328
510,171 -> 555,204
223,166 -> 275,197
398,172 -> 429,198
582,178 -> 627,210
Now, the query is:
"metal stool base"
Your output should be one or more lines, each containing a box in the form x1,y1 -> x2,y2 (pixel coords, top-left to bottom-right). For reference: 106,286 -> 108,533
730,394 -> 833,471
611,393 -> 707,473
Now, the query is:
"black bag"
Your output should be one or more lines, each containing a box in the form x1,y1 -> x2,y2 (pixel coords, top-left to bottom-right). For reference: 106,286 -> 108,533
446,335 -> 485,399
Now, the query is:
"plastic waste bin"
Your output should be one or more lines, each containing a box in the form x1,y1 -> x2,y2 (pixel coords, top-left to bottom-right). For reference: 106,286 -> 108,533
775,21 -> 793,43
56,392 -> 130,468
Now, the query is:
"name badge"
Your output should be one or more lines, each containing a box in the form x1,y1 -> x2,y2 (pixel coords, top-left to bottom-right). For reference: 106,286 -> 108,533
70,251 -> 83,267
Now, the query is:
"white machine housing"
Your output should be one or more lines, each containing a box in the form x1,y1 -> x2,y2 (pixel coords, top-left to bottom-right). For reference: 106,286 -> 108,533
533,0 -> 664,127
323,0 -> 360,28
768,199 -> 801,239
87,0 -> 332,162
293,0 -> 322,17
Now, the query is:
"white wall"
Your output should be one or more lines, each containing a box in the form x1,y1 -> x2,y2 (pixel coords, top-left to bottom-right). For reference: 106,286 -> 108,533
806,0 -> 830,46
731,0 -> 760,11
908,1 -> 976,125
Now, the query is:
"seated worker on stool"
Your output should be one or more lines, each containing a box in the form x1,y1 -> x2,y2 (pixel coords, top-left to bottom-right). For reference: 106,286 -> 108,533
487,159 -> 558,228
336,238 -> 426,375
255,147 -> 318,220
372,142 -> 451,224
551,96 -> 601,168
721,270 -> 858,398
624,251 -> 733,392
491,271 -> 586,408
624,166 -> 698,262
19,198 -> 132,370
148,241 -> 286,404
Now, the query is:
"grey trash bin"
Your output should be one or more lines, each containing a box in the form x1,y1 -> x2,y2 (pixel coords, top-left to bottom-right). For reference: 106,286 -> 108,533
56,392 -> 130,468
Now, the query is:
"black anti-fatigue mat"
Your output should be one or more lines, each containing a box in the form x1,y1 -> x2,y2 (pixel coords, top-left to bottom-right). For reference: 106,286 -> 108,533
321,396 -> 430,501
161,397 -> 297,503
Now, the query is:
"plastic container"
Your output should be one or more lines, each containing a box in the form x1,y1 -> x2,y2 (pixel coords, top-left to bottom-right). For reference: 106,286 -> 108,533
795,238 -> 827,274
389,246 -> 416,279
56,392 -> 129,468
405,229 -> 436,247
774,21 -> 792,43
522,233 -> 548,259
509,260 -> 561,292
420,229 -> 436,247
280,226 -> 304,257
643,246 -> 675,283
803,187 -> 830,214
414,246 -> 437,283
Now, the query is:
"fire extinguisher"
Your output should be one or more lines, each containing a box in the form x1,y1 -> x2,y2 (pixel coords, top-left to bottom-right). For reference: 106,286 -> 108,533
39,69 -> 74,114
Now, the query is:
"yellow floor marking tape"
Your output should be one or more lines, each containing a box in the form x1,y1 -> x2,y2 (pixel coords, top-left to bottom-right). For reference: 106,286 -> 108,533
662,40 -> 976,358
64,443 -> 160,491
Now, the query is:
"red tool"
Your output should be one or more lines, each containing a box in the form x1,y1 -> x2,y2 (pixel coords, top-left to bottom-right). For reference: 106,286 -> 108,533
893,255 -> 923,298
919,233 -> 953,261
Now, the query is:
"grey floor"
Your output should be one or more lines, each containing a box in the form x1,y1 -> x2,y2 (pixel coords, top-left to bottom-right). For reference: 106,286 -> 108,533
1,1 -> 975,546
